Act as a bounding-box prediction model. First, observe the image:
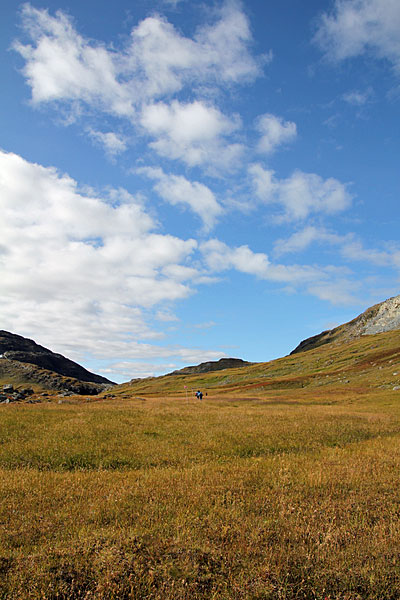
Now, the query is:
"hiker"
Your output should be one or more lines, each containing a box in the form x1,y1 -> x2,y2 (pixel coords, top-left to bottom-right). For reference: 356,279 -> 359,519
198,391 -> 203,400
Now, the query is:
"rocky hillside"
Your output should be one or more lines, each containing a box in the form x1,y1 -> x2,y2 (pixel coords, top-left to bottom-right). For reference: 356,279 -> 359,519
291,294 -> 400,355
0,358 -> 111,396
0,330 -> 114,390
166,357 -> 253,376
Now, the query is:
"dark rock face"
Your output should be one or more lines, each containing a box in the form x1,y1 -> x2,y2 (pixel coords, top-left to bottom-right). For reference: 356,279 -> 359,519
0,330 -> 114,385
0,384 -> 35,403
167,357 -> 253,376
291,294 -> 400,355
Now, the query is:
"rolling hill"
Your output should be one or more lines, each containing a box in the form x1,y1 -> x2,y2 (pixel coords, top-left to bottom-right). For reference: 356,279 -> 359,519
0,330 -> 114,395
113,294 -> 400,400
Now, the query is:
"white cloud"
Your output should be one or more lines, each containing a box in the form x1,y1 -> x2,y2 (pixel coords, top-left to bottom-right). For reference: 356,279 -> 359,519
140,100 -> 243,169
307,280 -> 361,306
274,226 -> 400,270
342,88 -> 373,105
200,239 -> 328,284
99,361 -> 178,379
200,239 -> 270,278
0,148 -> 367,372
274,226 -> 348,256
0,149 -> 204,361
14,2 -> 263,117
91,343 -> 229,381
315,0 -> 400,73
141,101 -> 231,141
249,164 -> 352,221
155,310 -> 179,323
123,1 -> 263,100
87,129 -> 128,156
13,3 -> 262,167
256,113 -> 297,154
14,4 -> 135,117
139,166 -> 223,231
199,238 -> 361,305
340,240 -> 397,266
193,0 -> 267,84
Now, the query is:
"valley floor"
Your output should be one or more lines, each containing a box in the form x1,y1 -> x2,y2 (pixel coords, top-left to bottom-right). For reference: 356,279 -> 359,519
1,390 -> 400,599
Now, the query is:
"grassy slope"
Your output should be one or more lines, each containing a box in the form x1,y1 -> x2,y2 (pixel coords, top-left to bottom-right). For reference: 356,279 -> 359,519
112,329 -> 400,399
1,330 -> 400,598
0,360 -> 110,395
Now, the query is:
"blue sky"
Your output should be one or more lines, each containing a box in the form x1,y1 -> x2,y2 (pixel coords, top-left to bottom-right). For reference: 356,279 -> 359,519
1,0 -> 399,382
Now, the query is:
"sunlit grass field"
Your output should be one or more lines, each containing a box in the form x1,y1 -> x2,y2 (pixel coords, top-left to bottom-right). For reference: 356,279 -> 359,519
1,392 -> 400,599
1,332 -> 400,598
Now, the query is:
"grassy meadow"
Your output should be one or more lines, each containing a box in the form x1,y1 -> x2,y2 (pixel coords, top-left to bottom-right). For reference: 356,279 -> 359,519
1,332 -> 400,598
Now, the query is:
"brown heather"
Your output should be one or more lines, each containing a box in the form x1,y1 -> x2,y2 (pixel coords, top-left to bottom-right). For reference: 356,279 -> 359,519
1,330 -> 400,598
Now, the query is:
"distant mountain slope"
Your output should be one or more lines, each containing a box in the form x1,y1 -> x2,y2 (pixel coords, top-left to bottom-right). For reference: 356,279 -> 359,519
110,326 -> 400,399
166,357 -> 253,376
0,358 -> 112,395
291,294 -> 400,355
0,330 -> 114,385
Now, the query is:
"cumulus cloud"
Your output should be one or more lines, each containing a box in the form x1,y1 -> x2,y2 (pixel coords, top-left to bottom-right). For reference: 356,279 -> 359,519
13,3 -> 263,168
0,148 -> 365,372
200,239 -> 270,278
87,129 -> 128,156
199,237 -> 361,305
14,2 -> 263,115
249,163 -> 352,221
13,4 -> 135,116
256,113 -> 297,154
122,0 -> 263,100
200,239 -> 332,285
0,149 -> 204,360
274,226 -> 400,272
193,0 -> 268,83
138,166 -> 223,231
274,226 -> 348,256
140,100 -> 243,169
314,0 -> 400,73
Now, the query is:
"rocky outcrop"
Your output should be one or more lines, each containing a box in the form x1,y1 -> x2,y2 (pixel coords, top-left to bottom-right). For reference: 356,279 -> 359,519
291,294 -> 400,355
363,295 -> 400,334
0,330 -> 114,384
167,357 -> 253,376
0,357 -> 113,395
0,384 -> 35,403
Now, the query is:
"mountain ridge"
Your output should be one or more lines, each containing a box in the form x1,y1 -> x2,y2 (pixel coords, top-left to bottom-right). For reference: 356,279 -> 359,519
0,330 -> 114,393
166,357 -> 253,377
290,294 -> 400,355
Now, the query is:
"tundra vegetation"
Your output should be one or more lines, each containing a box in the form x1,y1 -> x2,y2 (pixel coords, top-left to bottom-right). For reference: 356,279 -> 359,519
1,330 -> 400,599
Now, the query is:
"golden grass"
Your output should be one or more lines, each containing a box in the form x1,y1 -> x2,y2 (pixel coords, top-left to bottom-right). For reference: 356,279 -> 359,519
1,391 -> 400,599
1,331 -> 400,598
